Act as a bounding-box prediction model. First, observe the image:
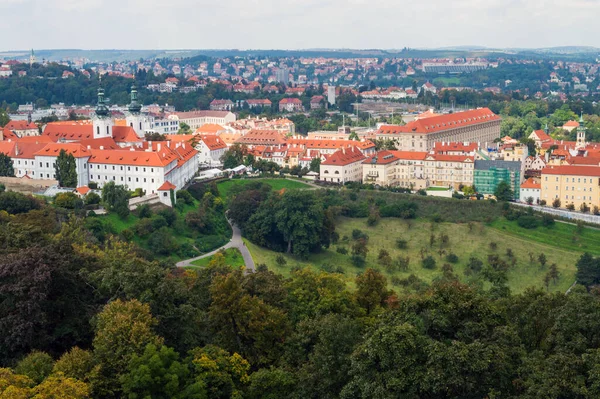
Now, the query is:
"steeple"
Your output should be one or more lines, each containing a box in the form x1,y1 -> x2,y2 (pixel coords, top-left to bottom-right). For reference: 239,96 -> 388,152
128,82 -> 142,114
576,112 -> 586,150
544,121 -> 549,134
95,76 -> 110,118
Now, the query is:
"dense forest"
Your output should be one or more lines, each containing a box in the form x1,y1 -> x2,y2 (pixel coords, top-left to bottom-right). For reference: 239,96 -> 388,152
2,183 -> 600,398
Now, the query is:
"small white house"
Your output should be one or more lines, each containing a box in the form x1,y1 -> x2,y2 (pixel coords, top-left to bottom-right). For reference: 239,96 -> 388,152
520,178 -> 541,204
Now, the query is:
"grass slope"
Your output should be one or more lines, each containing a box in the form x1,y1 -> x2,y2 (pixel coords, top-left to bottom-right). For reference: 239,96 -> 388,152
217,178 -> 311,198
246,216 -> 587,294
189,248 -> 245,269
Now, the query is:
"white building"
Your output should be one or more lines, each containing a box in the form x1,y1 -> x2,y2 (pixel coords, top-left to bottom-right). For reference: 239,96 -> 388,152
170,110 -> 236,130
320,146 -> 366,184
520,178 -> 541,204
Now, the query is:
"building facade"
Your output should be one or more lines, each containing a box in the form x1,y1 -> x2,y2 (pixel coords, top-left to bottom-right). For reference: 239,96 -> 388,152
541,165 -> 600,209
474,160 -> 522,200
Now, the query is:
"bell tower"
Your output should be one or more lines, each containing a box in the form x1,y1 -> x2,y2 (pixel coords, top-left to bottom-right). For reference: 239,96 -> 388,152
576,113 -> 586,150
125,82 -> 152,138
93,77 -> 114,139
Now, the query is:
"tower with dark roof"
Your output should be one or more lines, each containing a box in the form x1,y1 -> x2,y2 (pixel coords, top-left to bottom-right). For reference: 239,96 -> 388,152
126,82 -> 152,138
93,76 -> 114,139
576,113 -> 586,150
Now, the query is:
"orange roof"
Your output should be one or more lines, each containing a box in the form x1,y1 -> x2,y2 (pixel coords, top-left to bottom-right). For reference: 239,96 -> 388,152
235,130 -> 287,146
195,123 -> 226,134
89,146 -> 179,167
542,165 -> 600,177
520,178 -> 541,189
76,186 -> 91,195
0,142 -> 48,159
563,120 -> 580,127
433,142 -> 478,153
322,146 -> 366,166
200,135 -> 227,150
78,137 -> 119,150
14,135 -> 53,144
35,143 -> 92,158
112,126 -> 141,143
531,130 -> 552,142
426,154 -> 474,162
570,157 -> 600,166
287,138 -> 375,150
43,121 -> 94,141
114,119 -> 128,126
389,151 -> 428,160
158,181 -> 177,191
4,120 -> 38,131
378,108 -> 499,135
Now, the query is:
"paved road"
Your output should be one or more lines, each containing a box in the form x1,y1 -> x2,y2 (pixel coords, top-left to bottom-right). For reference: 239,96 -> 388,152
176,221 -> 255,273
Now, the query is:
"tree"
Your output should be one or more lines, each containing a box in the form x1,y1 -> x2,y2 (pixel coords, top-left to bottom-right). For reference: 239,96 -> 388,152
538,253 -> 547,268
221,144 -> 248,169
274,190 -> 326,257
309,157 -> 321,173
177,122 -> 191,134
355,269 -> 390,314
576,253 -> 600,288
494,180 -> 513,201
14,351 -> 54,384
54,192 -> 83,209
53,347 -> 95,382
0,153 -> 15,177
32,373 -> 90,398
92,299 -> 163,398
101,181 -> 130,219
121,344 -> 193,399
55,149 -> 78,188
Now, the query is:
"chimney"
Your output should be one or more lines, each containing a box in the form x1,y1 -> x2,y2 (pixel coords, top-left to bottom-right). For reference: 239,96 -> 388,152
87,145 -> 91,150
157,143 -> 161,152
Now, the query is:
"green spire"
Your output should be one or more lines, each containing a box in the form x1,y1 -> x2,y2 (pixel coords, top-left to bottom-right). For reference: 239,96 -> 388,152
579,112 -> 584,125
95,76 -> 110,118
128,82 -> 141,114
544,122 -> 549,133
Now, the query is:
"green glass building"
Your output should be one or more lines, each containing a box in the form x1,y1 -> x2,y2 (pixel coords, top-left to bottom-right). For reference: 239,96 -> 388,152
474,160 -> 521,200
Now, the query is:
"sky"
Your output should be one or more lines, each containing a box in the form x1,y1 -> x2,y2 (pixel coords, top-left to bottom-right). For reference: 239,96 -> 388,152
1,0 -> 600,51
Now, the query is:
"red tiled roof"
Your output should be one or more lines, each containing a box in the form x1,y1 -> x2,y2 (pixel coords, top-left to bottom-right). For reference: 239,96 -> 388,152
172,110 -> 232,119
14,135 -> 53,144
279,98 -> 303,105
426,154 -> 474,162
89,146 -> 179,167
569,157 -> 600,166
200,135 -> 227,151
158,181 -> 177,191
235,130 -> 287,146
542,165 -> 600,177
4,120 -> 38,131
43,121 -> 94,141
321,146 -> 366,166
112,126 -> 141,143
531,130 -> 552,142
389,151 -> 428,160
563,120 -> 580,127
520,178 -> 541,189
76,186 -> 91,195
377,108 -> 499,135
432,142 -> 478,152
35,143 -> 92,158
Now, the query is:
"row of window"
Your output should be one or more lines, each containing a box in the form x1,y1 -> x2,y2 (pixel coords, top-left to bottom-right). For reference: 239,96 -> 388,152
89,165 -> 155,173
90,175 -> 155,184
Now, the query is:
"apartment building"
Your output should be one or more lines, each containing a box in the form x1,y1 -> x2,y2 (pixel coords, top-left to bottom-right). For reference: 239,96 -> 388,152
376,108 -> 501,151
474,160 -> 522,200
423,154 -> 475,189
170,110 -> 236,130
320,146 -> 366,184
541,165 -> 600,209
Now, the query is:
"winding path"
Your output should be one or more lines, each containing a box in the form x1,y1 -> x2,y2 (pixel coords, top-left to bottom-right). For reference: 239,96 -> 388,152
176,221 -> 255,273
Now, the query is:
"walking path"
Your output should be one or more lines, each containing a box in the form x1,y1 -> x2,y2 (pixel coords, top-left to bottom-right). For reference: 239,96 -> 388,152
176,220 -> 255,273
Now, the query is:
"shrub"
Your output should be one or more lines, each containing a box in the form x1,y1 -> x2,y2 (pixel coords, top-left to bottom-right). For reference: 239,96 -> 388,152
0,191 -> 42,214
526,196 -> 534,205
466,257 -> 484,274
367,207 -> 380,226
351,255 -> 366,267
85,192 -> 101,205
88,181 -> 98,189
136,204 -> 153,218
431,213 -> 443,223
542,213 -> 555,227
594,206 -> 600,216
396,239 -> 408,249
378,249 -> 392,268
275,254 -> 287,266
580,203 -> 590,213
540,199 -> 547,206
176,189 -> 195,205
336,246 -> 348,255
421,255 -> 437,270
15,351 -> 54,384
351,229 -> 369,241
157,207 -> 177,226
54,192 -> 83,209
566,203 -> 575,211
552,198 -> 561,208
417,189 -> 427,196
120,228 -> 134,242
517,215 -> 539,229
489,242 -> 498,251
351,238 -> 369,257
395,256 -> 410,271
446,253 -> 459,263
135,218 -> 155,237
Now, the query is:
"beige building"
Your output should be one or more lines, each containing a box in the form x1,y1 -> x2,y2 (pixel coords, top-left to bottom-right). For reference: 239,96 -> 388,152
320,146 -> 366,184
541,165 -> 600,209
362,151 -> 401,186
423,154 -> 475,189
376,108 -> 501,151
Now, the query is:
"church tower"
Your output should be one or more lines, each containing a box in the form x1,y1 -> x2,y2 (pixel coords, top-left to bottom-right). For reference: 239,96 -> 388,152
576,113 -> 586,150
125,83 -> 152,138
29,49 -> 36,68
93,79 -> 114,139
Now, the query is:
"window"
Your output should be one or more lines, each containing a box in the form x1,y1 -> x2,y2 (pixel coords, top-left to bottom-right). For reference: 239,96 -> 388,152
46,162 -> 49,168
163,192 -> 168,197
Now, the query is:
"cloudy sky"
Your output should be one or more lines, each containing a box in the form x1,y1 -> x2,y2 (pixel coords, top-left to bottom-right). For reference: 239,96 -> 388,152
1,0 -> 599,50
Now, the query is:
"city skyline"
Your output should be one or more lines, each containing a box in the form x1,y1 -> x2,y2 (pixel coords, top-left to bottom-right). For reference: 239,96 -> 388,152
2,0 -> 600,51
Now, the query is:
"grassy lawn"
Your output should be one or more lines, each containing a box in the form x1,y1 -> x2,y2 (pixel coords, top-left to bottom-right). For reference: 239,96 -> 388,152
489,218 -> 600,256
188,248 -> 245,269
217,178 -> 311,198
246,216 -> 586,294
426,187 -> 451,191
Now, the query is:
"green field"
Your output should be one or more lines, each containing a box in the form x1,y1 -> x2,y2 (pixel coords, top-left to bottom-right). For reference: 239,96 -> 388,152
426,187 -> 451,191
217,178 -> 311,198
246,216 -> 589,294
489,218 -> 600,256
189,248 -> 245,269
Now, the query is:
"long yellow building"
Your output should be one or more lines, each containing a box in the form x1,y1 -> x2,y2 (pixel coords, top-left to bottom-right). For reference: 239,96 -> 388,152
541,165 -> 600,209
